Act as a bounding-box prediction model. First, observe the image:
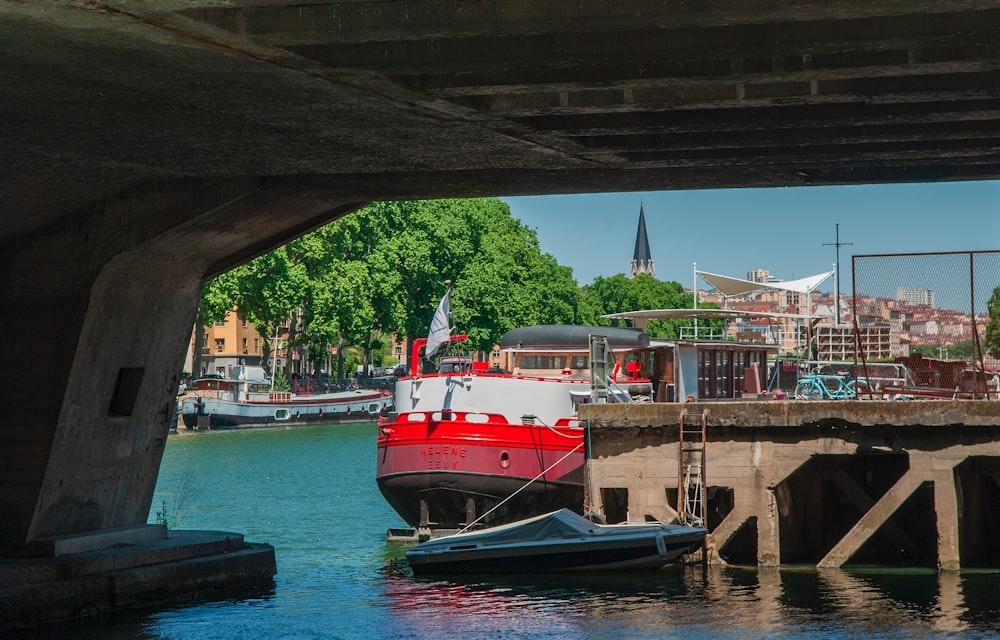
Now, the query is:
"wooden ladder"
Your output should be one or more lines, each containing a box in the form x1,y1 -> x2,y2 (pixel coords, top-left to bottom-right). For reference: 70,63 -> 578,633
677,409 -> 708,528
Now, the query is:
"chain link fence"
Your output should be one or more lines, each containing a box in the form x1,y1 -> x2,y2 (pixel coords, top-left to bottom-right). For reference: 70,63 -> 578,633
850,250 -> 999,399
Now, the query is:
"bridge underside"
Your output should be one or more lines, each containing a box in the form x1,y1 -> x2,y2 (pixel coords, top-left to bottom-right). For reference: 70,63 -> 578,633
2,0 -> 1000,573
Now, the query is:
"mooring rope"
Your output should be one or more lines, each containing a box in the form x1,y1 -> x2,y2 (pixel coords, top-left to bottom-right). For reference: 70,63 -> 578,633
456,441 -> 584,534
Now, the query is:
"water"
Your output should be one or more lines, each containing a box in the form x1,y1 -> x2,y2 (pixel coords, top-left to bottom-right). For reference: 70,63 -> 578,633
10,424 -> 1000,639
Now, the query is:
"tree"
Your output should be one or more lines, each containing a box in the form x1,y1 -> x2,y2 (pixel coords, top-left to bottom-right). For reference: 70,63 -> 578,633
983,285 -> 1000,359
231,247 -> 311,377
286,227 -> 376,378
579,273 -> 710,337
346,198 -> 583,353
191,272 -> 240,377
450,200 -> 582,351
193,197 -> 587,370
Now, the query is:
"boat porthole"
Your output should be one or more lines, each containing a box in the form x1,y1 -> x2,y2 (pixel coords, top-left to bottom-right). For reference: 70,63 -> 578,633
274,408 -> 290,421
368,403 -> 379,413
499,450 -> 510,469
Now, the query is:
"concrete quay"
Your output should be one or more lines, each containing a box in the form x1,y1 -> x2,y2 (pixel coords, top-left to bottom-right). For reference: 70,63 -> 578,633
0,528 -> 276,632
584,400 -> 1000,570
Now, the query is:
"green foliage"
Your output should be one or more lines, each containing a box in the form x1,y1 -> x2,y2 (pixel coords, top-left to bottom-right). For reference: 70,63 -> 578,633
197,271 -> 240,326
910,340 -> 976,360
155,501 -> 171,529
985,286 -> 1000,359
272,370 -> 291,392
194,197 -> 700,361
579,273 -> 714,337
343,345 -> 364,374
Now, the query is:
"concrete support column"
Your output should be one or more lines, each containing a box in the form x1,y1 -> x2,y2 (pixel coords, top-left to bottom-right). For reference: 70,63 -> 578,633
1,244 -> 202,551
26,254 -> 203,543
0,179 -> 364,555
757,487 -> 781,566
933,465 -> 961,571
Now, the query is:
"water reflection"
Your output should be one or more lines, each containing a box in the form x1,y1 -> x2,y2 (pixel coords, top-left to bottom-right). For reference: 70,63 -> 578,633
379,564 -> 1000,639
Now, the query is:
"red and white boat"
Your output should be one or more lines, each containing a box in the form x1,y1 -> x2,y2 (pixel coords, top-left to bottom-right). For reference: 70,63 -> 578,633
376,324 -> 653,532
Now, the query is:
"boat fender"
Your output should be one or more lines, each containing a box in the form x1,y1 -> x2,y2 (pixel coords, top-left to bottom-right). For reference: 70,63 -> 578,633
584,508 -> 606,524
655,533 -> 667,557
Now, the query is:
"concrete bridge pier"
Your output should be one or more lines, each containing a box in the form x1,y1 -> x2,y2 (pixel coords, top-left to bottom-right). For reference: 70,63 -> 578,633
0,180 -> 362,627
585,402 -> 1000,571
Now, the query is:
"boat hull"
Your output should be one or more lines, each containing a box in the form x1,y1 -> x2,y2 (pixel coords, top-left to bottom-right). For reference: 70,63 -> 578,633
377,470 -> 583,530
181,391 -> 393,429
408,535 -> 704,574
377,410 -> 585,529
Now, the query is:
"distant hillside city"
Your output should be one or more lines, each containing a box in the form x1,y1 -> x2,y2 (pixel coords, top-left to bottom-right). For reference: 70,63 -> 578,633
697,268 -> 984,361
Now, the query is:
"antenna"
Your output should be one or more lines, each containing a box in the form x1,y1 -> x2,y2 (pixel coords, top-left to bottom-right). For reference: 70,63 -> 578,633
823,223 -> 853,325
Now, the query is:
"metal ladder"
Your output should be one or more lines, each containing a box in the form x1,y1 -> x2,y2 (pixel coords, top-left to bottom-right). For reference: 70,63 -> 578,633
677,409 -> 707,528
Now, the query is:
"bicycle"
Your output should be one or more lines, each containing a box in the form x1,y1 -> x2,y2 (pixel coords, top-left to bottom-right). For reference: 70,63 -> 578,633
793,373 -> 870,400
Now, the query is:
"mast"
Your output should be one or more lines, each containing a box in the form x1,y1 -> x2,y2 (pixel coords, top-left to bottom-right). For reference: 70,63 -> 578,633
823,223 -> 852,325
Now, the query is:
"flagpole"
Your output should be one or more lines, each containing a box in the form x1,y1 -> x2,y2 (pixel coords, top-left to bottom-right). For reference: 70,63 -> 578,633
692,262 -> 698,339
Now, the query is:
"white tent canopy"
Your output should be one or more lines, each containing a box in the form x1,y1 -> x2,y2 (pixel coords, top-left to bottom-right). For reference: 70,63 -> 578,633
697,270 -> 833,297
602,308 -> 812,322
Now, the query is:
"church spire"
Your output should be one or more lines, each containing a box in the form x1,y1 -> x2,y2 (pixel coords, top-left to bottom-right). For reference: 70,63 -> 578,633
630,202 -> 654,278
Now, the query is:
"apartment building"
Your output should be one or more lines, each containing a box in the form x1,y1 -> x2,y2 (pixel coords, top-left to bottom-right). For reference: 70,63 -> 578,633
183,308 -> 269,378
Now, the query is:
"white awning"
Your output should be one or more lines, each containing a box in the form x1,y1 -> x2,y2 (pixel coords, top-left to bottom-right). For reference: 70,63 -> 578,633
602,308 -> 813,322
775,271 -> 834,294
697,270 -> 833,296
696,271 -> 770,297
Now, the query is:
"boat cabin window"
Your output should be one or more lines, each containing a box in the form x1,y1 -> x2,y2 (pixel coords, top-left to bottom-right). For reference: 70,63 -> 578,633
438,357 -> 471,373
518,355 -> 566,370
569,355 -> 588,369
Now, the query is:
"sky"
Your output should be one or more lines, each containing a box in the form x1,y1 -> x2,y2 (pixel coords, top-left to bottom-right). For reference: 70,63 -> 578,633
502,181 -> 1000,310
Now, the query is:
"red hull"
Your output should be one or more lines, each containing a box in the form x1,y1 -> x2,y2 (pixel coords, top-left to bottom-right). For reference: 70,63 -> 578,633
376,411 -> 585,529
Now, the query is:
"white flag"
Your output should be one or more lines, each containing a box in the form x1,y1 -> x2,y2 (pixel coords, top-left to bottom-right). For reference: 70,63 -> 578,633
424,289 -> 451,359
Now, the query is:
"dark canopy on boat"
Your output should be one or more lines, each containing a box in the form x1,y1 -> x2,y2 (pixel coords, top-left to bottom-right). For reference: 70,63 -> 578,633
500,325 -> 650,350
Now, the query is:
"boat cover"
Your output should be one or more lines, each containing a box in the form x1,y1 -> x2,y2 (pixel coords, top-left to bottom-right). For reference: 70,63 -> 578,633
411,508 -> 685,551
463,509 -> 599,544
500,325 -> 649,350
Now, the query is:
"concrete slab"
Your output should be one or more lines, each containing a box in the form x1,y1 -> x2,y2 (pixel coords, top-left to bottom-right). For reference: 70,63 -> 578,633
24,523 -> 167,558
0,530 -> 276,632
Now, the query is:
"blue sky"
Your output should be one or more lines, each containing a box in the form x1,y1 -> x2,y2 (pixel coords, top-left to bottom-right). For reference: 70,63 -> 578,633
502,181 -> 1000,304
